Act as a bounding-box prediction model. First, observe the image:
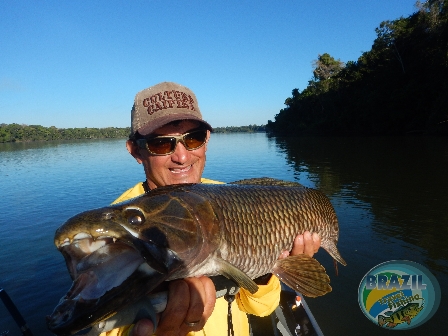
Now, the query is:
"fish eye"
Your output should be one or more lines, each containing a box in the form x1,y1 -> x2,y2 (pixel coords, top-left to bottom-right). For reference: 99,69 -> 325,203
125,208 -> 145,226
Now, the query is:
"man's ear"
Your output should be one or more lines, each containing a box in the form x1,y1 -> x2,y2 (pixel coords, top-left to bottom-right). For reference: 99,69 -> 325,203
205,130 -> 211,143
203,130 -> 211,151
126,139 -> 143,164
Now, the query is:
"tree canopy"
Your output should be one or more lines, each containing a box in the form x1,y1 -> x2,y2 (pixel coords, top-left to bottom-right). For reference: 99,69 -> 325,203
268,0 -> 448,135
0,124 -> 130,143
0,123 -> 267,143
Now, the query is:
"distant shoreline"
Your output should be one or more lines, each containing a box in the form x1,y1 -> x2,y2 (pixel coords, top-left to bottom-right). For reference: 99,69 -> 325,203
0,123 -> 267,143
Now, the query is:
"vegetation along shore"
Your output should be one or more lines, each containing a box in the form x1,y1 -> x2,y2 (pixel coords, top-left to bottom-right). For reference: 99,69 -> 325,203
0,124 -> 267,143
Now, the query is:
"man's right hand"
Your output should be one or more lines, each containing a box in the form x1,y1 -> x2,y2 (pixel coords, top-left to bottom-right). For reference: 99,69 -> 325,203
130,276 -> 216,336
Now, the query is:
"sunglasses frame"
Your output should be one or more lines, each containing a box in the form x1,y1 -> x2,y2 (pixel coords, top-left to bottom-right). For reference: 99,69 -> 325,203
136,129 -> 208,156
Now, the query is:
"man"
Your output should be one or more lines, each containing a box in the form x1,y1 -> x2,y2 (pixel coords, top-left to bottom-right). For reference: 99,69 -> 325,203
105,82 -> 321,336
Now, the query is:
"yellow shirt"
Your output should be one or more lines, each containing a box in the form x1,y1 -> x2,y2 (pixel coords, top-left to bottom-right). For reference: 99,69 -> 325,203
102,179 -> 281,336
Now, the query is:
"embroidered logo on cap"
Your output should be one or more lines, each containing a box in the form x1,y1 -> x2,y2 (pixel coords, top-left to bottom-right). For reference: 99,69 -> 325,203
142,90 -> 196,115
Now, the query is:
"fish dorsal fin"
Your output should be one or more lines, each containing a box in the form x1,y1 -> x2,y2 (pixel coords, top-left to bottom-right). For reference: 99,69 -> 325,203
215,258 -> 259,294
229,177 -> 303,187
272,255 -> 331,298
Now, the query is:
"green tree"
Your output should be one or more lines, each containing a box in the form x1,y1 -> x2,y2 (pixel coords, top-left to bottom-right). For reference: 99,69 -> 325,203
312,53 -> 344,82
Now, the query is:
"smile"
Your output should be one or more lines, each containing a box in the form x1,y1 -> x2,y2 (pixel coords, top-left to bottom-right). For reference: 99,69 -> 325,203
169,165 -> 192,173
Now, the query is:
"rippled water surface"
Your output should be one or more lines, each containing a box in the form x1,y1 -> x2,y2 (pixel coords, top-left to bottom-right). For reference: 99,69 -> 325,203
1,134 -> 447,335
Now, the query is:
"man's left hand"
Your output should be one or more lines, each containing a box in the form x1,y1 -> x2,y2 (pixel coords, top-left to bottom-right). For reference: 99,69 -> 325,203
279,231 -> 321,259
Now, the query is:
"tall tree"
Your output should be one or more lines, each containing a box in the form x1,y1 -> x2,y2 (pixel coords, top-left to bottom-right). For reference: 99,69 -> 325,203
312,53 -> 344,81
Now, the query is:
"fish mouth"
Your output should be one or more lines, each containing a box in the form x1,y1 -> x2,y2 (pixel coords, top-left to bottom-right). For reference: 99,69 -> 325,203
47,227 -> 176,335
59,237 -> 147,300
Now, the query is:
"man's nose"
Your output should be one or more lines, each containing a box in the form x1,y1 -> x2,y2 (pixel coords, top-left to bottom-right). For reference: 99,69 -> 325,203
170,141 -> 189,164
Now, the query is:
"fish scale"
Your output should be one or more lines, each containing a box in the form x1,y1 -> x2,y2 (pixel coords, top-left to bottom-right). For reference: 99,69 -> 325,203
48,178 -> 346,335
186,184 -> 340,279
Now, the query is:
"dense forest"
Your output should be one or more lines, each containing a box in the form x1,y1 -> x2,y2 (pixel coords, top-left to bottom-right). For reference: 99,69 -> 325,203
268,0 -> 448,135
0,123 -> 131,143
0,123 -> 267,143
213,124 -> 266,133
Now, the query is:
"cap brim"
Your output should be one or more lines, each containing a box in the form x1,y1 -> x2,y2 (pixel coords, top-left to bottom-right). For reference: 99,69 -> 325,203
137,113 -> 213,136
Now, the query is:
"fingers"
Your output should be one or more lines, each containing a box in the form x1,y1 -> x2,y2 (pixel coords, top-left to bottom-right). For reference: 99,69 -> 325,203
130,318 -> 155,336
311,232 -> 321,254
154,276 -> 216,336
278,250 -> 290,259
290,233 -> 305,256
181,277 -> 214,332
289,231 -> 321,258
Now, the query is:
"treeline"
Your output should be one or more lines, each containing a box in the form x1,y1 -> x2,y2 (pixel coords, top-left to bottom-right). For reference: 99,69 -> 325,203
0,123 -> 267,143
213,124 -> 266,133
0,123 -> 130,143
268,0 -> 448,135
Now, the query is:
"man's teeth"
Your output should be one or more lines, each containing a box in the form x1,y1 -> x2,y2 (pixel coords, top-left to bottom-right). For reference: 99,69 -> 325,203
170,165 -> 192,173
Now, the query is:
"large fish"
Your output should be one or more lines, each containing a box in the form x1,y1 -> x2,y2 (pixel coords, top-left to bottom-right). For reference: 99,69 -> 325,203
47,178 -> 346,335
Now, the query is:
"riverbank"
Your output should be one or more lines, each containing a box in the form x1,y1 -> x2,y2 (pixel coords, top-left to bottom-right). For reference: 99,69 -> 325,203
0,123 -> 267,143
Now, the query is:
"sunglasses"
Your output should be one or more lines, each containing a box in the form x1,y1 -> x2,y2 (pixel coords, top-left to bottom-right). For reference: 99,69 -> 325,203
136,129 -> 208,156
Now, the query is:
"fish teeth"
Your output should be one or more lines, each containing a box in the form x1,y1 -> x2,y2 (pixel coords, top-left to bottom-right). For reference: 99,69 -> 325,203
73,232 -> 93,240
59,238 -> 71,248
73,236 -> 108,254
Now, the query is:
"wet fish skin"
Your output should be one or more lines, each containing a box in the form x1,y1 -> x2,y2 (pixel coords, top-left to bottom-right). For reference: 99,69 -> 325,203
48,179 -> 346,335
191,182 -> 346,279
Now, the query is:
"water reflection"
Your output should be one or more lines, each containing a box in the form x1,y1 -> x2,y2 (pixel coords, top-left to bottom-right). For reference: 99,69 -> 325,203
268,135 -> 447,335
271,135 -> 448,273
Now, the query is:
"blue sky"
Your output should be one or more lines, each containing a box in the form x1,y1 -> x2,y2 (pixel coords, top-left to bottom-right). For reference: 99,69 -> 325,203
1,0 -> 418,128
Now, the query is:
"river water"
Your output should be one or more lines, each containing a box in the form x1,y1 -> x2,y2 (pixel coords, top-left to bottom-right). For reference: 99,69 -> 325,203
0,133 -> 446,335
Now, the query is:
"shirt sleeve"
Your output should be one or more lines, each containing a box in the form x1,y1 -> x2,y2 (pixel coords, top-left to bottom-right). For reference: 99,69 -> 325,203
235,275 -> 281,317
111,183 -> 146,204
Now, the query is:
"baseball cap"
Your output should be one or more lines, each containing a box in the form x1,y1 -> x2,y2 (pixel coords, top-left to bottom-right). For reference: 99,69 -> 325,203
130,82 -> 213,137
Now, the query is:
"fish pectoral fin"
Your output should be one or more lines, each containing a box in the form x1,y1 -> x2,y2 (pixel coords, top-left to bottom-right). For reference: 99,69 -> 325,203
272,255 -> 331,298
215,258 -> 259,294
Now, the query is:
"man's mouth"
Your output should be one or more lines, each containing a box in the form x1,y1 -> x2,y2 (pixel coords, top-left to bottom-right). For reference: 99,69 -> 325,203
169,165 -> 192,174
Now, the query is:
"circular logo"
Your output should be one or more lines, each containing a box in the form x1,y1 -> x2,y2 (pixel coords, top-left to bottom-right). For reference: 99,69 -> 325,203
358,260 -> 440,330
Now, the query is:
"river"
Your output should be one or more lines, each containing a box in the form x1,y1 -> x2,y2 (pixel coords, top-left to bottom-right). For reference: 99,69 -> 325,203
0,133 -> 446,335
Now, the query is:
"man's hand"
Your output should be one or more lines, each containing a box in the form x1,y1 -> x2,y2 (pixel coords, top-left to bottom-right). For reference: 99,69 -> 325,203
130,276 -> 216,336
279,231 -> 321,259
131,232 -> 320,335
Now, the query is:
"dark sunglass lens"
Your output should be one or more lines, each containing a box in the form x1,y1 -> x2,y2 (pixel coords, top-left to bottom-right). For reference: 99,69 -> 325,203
184,131 -> 207,149
146,137 -> 176,154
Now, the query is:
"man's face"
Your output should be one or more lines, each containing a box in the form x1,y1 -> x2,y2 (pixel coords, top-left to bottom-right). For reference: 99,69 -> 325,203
127,120 -> 210,189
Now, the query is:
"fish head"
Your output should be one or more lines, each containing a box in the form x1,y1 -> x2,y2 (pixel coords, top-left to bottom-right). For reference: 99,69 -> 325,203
113,188 -> 221,274
48,186 -> 220,335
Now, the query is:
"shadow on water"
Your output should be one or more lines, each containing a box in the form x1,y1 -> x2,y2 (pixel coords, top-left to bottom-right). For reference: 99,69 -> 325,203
271,135 -> 448,271
268,135 -> 448,335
